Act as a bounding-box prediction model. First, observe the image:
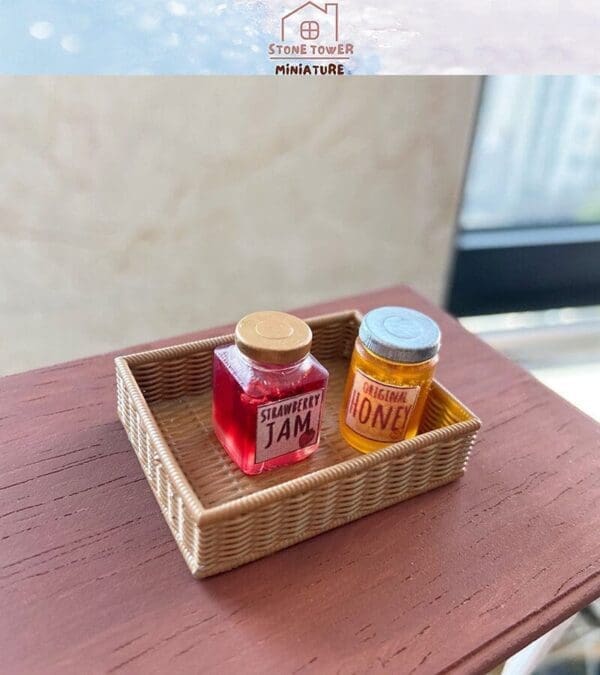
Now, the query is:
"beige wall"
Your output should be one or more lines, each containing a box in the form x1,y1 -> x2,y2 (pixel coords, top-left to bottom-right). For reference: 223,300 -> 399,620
0,76 -> 479,375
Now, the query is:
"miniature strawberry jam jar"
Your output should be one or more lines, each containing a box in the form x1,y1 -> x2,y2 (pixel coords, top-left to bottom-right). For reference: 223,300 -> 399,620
212,311 -> 329,475
340,307 -> 441,453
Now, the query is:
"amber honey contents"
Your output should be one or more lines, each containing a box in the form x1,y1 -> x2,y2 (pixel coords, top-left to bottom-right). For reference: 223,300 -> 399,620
340,306 -> 440,453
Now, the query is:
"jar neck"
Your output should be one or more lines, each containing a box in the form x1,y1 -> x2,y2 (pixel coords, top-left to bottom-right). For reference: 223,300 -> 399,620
357,337 -> 438,367
236,346 -> 310,371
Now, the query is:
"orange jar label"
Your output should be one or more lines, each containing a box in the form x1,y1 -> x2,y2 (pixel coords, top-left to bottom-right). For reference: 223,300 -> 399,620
344,370 -> 420,443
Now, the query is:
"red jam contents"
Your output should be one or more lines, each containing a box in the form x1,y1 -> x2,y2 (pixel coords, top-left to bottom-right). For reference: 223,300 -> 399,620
212,312 -> 329,475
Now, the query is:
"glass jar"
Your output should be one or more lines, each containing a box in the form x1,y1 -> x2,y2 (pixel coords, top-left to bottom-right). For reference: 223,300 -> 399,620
339,306 -> 440,453
212,311 -> 329,475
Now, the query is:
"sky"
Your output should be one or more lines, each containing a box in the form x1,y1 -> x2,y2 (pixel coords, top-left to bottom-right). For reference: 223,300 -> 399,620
0,0 -> 598,74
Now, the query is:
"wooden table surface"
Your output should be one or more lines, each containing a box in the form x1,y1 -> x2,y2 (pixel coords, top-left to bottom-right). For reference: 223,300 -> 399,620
1,286 -> 599,674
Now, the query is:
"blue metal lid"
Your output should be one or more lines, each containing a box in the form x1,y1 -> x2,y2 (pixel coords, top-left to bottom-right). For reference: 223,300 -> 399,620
358,306 -> 441,363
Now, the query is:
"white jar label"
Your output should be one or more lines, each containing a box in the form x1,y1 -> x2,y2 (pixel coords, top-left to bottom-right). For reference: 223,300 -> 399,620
255,389 -> 325,463
344,370 -> 420,443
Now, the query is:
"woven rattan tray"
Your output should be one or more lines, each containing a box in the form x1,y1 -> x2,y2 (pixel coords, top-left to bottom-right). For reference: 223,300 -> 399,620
115,310 -> 481,578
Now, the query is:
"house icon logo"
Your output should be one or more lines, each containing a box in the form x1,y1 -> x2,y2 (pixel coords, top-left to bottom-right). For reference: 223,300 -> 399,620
281,2 -> 339,42
268,1 -> 353,75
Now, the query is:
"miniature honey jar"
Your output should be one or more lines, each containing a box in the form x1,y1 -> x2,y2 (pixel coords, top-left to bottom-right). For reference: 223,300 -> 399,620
340,306 -> 440,453
212,311 -> 329,475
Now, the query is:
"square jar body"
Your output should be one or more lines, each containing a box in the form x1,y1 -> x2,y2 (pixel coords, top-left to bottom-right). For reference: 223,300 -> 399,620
212,345 -> 329,475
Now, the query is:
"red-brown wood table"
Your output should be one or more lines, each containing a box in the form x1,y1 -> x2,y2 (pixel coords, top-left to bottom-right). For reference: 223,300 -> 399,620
1,286 -> 599,674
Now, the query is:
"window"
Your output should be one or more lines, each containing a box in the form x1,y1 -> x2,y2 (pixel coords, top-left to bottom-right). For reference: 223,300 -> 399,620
448,76 -> 600,316
300,21 -> 319,40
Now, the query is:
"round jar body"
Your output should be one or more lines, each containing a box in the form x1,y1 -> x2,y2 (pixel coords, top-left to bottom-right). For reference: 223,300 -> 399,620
340,338 -> 438,453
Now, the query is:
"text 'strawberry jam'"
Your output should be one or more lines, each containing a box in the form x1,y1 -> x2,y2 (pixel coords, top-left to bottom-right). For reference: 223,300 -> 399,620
212,311 -> 329,475
340,307 -> 441,453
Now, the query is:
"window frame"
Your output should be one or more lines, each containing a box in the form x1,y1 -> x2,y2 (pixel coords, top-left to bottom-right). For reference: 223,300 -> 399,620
300,20 -> 319,40
447,77 -> 600,316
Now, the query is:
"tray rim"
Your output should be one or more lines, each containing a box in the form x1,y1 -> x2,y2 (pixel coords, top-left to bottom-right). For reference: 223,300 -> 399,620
115,309 -> 481,526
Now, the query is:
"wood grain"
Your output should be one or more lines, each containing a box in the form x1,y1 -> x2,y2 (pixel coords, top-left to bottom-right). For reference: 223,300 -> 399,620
1,286 -> 599,675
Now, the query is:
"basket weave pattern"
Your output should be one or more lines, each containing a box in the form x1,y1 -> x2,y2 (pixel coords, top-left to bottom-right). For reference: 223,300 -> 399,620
116,311 -> 480,578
